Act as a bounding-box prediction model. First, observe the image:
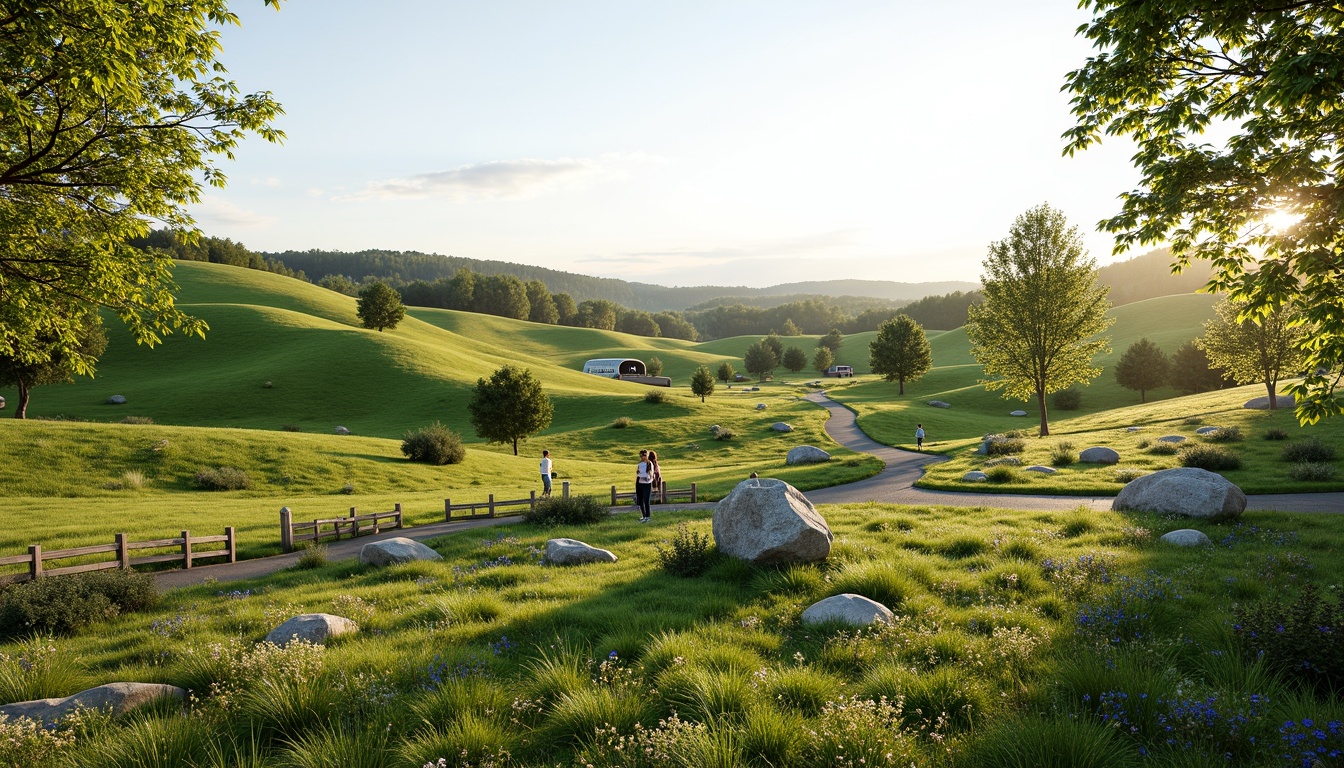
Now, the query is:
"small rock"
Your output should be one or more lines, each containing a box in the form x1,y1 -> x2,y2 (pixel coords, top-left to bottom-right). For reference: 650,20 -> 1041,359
928,400 -> 951,408
1112,467 -> 1247,521
1195,426 -> 1222,435
1160,529 -> 1212,547
1157,435 -> 1187,443
1126,426 -> 1141,432
1244,393 -> 1297,410
801,594 -> 894,627
785,445 -> 831,465
334,425 -> 351,435
1010,410 -> 1027,417
771,422 -> 794,432
1079,446 -> 1120,464
756,403 -> 767,410
963,471 -> 989,482
1024,465 -> 1057,474
544,538 -> 618,565
713,478 -> 832,564
360,537 -> 443,566
710,424 -> 722,435
106,395 -> 127,405
0,683 -> 184,726
265,613 -> 359,646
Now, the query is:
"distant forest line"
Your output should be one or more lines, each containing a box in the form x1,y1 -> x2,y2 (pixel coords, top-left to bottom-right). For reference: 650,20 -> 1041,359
131,231 -> 1210,341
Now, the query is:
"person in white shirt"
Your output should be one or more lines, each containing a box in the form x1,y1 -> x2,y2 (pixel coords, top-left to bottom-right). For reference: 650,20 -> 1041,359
540,450 -> 553,497
635,449 -> 653,521
915,424 -> 925,451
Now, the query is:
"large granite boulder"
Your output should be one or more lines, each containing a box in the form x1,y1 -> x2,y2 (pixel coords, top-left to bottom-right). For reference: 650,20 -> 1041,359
1157,435 -> 1187,444
106,395 -> 127,405
0,683 -> 184,726
545,538 -> 617,565
1195,426 -> 1222,435
801,594 -> 893,627
1160,529 -> 1212,547
334,425 -> 351,435
786,445 -> 831,465
1024,465 -> 1057,474
360,537 -> 443,566
771,422 -> 794,432
928,400 -> 951,408
1079,446 -> 1120,464
1010,410 -> 1027,417
1112,467 -> 1246,521
963,471 -> 989,482
265,613 -> 358,646
713,478 -> 832,564
1244,393 -> 1297,410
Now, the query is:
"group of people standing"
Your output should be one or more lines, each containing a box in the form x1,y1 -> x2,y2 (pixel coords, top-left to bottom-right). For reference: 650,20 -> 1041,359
538,448 -> 662,522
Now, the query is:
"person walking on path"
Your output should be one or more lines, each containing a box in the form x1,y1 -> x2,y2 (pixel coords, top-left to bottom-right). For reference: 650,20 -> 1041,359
648,450 -> 662,504
539,450 -> 553,497
635,449 -> 654,521
915,424 -> 925,451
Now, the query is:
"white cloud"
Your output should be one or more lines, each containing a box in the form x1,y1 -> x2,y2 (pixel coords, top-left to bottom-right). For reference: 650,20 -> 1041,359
348,152 -> 663,202
193,197 -> 278,228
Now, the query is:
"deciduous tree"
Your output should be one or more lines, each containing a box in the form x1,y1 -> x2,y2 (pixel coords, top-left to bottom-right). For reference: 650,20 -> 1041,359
1170,341 -> 1229,395
813,346 -> 834,374
468,365 -> 554,455
819,329 -> 844,353
869,315 -> 932,394
646,356 -> 663,376
525,281 -> 559,325
744,341 -> 778,381
762,333 -> 784,362
965,204 -> 1113,436
1114,338 -> 1169,403
473,274 -> 529,320
1198,299 -> 1308,409
690,365 -> 715,402
781,346 -> 808,373
356,282 -> 405,332
1064,1 -> 1344,422
716,362 -> 736,384
0,303 -> 106,418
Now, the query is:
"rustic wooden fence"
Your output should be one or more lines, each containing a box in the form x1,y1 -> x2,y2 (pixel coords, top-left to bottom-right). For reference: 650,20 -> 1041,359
281,505 -> 403,552
445,482 -> 571,521
610,481 -> 698,506
0,529 -> 236,583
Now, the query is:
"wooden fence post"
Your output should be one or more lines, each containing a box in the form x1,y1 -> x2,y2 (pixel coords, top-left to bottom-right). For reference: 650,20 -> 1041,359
348,507 -> 358,538
116,533 -> 130,569
444,498 -> 452,522
280,507 -> 293,552
28,544 -> 41,580
488,494 -> 496,518
562,481 -> 570,498
394,502 -> 404,531
530,490 -> 536,510
226,527 -> 237,563
659,480 -> 667,504
611,486 -> 617,506
691,482 -> 698,503
181,530 -> 192,569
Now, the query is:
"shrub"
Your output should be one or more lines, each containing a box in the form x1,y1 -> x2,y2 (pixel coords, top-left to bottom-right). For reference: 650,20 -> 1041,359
296,544 -> 328,570
523,495 -> 610,527
610,416 -> 633,429
1147,442 -> 1179,455
282,424 -> 303,432
655,522 -> 716,577
1114,468 -> 1146,484
401,422 -> 466,465
1051,387 -> 1083,411
986,437 -> 1026,456
1178,444 -> 1243,471
1203,426 -> 1243,442
984,456 -> 1021,467
1050,441 -> 1077,467
194,466 -> 252,491
1289,462 -> 1336,482
714,428 -> 736,441
0,569 -> 157,637
1135,437 -> 1151,449
1182,416 -> 1203,426
339,483 -> 355,495
1264,427 -> 1289,441
1282,437 -> 1337,463
1234,584 -> 1344,691
986,465 -> 1022,483
119,416 -> 154,425
643,389 -> 669,404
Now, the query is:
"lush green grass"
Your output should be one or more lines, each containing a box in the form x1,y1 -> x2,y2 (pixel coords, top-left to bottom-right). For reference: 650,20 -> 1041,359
6,502 -> 1343,766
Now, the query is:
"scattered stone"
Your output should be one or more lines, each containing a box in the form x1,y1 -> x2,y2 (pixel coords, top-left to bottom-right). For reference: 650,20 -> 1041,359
771,422 -> 794,432
1244,393 -> 1297,410
106,395 -> 127,405
756,403 -> 767,410
0,683 -> 185,726
1157,435 -> 1187,444
713,478 -> 832,564
1195,426 -> 1222,435
786,445 -> 831,465
1112,467 -> 1247,521
1126,426 -> 1141,432
977,434 -> 1016,455
1010,410 -> 1027,417
265,613 -> 358,646
801,594 -> 894,627
928,400 -> 951,408
710,424 -> 722,435
334,425 -> 351,435
544,538 -> 617,565
1024,465 -> 1057,474
360,537 -> 443,566
963,471 -> 989,482
1160,529 -> 1212,547
1079,446 -> 1120,464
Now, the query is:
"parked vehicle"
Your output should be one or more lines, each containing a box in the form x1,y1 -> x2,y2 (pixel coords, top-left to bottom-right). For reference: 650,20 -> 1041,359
825,365 -> 854,377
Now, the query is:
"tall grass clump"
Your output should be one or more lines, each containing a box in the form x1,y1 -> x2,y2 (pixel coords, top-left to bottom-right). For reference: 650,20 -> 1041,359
1289,462 -> 1336,482
295,543 -> 328,570
831,562 -> 911,608
1050,441 -> 1077,467
92,714 -> 212,768
279,725 -> 394,768
1281,437 -> 1337,463
655,522 -> 716,577
119,416 -> 154,425
400,422 -> 466,465
986,465 -> 1022,483
194,466 -> 252,490
803,696 -> 920,766
0,639 -> 88,702
1147,442 -> 1180,455
0,570 -> 156,637
1178,444 -> 1243,471
522,495 -> 609,527
610,416 -> 633,429
965,716 -> 1137,768
1203,426 -> 1243,442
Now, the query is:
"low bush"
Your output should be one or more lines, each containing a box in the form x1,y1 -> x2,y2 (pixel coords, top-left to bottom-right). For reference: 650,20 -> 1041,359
986,465 -> 1021,483
0,569 -> 157,637
1282,437 -> 1337,463
1135,438 -> 1151,449
1178,444 -> 1243,471
282,424 -> 303,432
985,437 -> 1026,456
1147,442 -> 1180,455
1051,387 -> 1082,411
1289,462 -> 1336,482
296,544 -> 328,570
1203,426 -> 1243,443
1182,416 -> 1203,426
194,466 -> 252,491
120,416 -> 154,425
714,428 -> 736,441
1264,427 -> 1289,441
610,417 -> 633,429
401,422 -> 466,465
1234,584 -> 1343,691
643,389 -> 669,404
523,495 -> 610,527
1050,441 -> 1077,467
655,522 -> 716,577
1114,468 -> 1146,484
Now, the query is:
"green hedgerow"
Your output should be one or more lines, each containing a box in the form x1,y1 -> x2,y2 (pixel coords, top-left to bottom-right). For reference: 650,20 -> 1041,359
655,522 -> 717,577
610,416 -> 633,429
401,422 -> 466,465
194,466 -> 252,491
1281,437 -> 1337,463
1178,444 -> 1243,471
1289,462 -> 1336,482
523,495 -> 610,527
0,569 -> 157,637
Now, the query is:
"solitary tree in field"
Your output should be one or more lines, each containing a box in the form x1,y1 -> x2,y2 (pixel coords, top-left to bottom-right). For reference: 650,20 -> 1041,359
744,341 -> 779,381
716,361 -> 736,384
1198,299 -> 1308,410
0,304 -> 107,418
965,204 -> 1113,436
1170,341 -> 1228,395
646,356 -> 664,376
356,282 -> 406,331
468,366 -> 554,455
1114,338 -> 1169,403
781,346 -> 808,373
869,315 -> 932,395
813,346 -> 834,374
690,365 -> 716,402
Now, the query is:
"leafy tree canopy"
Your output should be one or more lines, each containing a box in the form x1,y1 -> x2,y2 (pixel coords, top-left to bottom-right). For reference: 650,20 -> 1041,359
869,315 -> 932,395
356,282 -> 405,332
467,365 -> 554,455
1114,338 -> 1169,403
690,365 -> 715,402
1170,340 -> 1229,396
1198,299 -> 1308,409
716,361 -> 736,383
781,346 -> 808,373
0,302 -> 106,418
743,341 -> 778,381
813,346 -> 834,374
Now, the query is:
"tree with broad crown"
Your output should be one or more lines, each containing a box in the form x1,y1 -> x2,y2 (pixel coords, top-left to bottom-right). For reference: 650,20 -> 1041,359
1170,340 -> 1228,396
813,346 -> 834,374
473,274 -> 529,320
716,361 -> 736,384
356,282 -> 405,332
869,315 -> 932,395
468,365 -> 554,456
1197,299 -> 1308,410
819,329 -> 844,353
0,2 -> 284,374
781,346 -> 808,373
646,356 -> 664,376
1114,338 -> 1169,403
743,341 -> 778,381
525,280 -> 559,324
780,319 -> 802,336
762,333 -> 784,362
690,365 -> 715,402
965,204 -> 1113,436
0,302 -> 106,418
1064,1 -> 1344,423
553,293 -> 578,325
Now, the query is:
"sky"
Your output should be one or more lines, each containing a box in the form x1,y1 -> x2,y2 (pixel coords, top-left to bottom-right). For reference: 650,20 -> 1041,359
203,1 -> 1145,288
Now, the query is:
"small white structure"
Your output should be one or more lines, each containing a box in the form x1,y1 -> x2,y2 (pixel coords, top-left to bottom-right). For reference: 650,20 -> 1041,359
581,358 -> 671,387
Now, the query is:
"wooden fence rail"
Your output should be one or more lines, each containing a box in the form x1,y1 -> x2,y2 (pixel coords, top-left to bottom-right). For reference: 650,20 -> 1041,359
0,529 -> 236,583
281,505 -> 403,552
611,481 -> 698,506
445,482 -> 570,521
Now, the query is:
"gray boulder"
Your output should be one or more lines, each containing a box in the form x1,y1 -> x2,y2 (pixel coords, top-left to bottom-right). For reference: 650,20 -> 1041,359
1195,426 -> 1221,435
963,471 -> 989,482
1157,435 -> 1187,444
786,445 -> 831,465
1024,465 -> 1057,474
0,683 -> 184,726
710,424 -> 722,435
360,536 -> 443,566
771,422 -> 794,432
1126,426 -> 1141,432
756,403 -> 767,410
106,395 -> 127,405
1244,393 -> 1297,410
1079,446 -> 1120,464
1160,529 -> 1212,547
1112,467 -> 1247,521
334,425 -> 351,435
1010,410 -> 1027,417
713,478 -> 832,564
976,434 -> 1004,455
544,538 -> 617,565
266,613 -> 358,646
928,400 -> 951,408
801,594 -> 893,627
